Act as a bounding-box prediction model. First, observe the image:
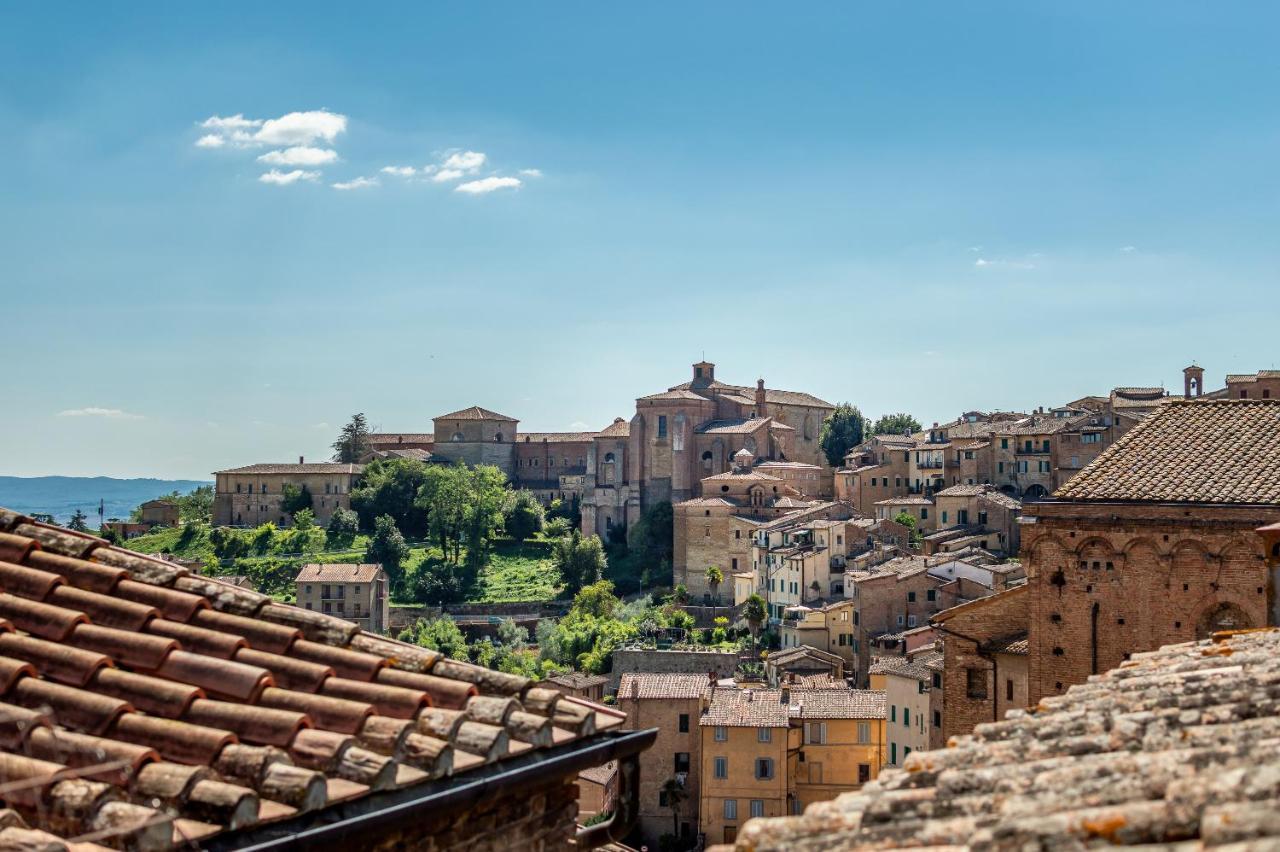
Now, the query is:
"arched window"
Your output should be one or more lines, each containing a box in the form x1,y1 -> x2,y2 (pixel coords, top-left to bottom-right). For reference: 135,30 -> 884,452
604,452 -> 615,463
702,450 -> 714,471
451,432 -> 465,442
494,432 -> 503,443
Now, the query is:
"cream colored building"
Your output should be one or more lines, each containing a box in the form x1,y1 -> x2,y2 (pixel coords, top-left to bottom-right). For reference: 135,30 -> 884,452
212,462 -> 363,528
295,563 -> 389,634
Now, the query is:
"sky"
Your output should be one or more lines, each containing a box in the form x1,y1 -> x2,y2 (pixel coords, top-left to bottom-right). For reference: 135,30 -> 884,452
1,3 -> 1277,480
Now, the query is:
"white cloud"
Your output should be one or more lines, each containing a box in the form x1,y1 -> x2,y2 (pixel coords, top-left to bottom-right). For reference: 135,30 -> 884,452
258,169 -> 320,186
441,150 -> 486,172
1121,245 -> 1137,252
196,110 -> 347,150
974,257 -> 1036,270
332,177 -> 378,190
455,176 -> 521,194
257,146 -> 339,167
201,114 -> 262,133
254,110 -> 347,146
381,165 -> 417,177
57,407 -> 144,420
568,421 -> 591,431
431,168 -> 465,183
518,168 -> 543,178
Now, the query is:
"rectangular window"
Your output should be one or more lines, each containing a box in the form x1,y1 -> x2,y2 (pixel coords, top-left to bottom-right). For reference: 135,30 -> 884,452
890,742 -> 898,764
903,708 -> 910,726
1001,438 -> 1009,449
926,589 -> 936,602
859,763 -> 871,784
934,710 -> 942,728
724,799 -> 737,820
920,508 -> 928,520
714,756 -> 728,778
750,799 -> 764,818
679,713 -> 689,733
714,726 -> 727,742
857,722 -> 870,744
657,415 -> 668,438
907,591 -> 916,603
1006,679 -> 1014,701
755,758 -> 774,780
675,752 -> 690,772
998,461 -> 1004,473
890,705 -> 897,723
966,668 -> 987,699
757,727 -> 771,743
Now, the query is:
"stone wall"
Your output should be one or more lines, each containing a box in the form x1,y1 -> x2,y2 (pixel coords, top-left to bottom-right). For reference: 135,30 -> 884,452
609,648 -> 740,691
935,585 -> 1029,742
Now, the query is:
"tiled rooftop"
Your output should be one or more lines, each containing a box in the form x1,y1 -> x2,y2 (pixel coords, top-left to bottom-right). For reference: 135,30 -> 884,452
786,688 -> 884,720
727,628 -> 1280,850
0,508 -> 619,850
1054,399 -> 1280,504
699,688 -> 789,728
366,433 -> 434,445
695,418 -> 770,435
295,564 -> 383,584
543,672 -> 608,691
213,463 -> 364,476
596,417 -> 630,438
518,432 -> 597,443
432,406 -> 517,422
617,673 -> 710,701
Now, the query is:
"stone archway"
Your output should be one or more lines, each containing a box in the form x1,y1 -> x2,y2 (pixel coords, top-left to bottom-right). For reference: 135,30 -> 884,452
1196,602 -> 1252,639
1023,484 -> 1048,501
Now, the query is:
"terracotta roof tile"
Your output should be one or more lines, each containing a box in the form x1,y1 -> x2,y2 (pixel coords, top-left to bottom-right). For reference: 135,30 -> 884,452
731,628 -> 1280,850
294,563 -> 383,584
1055,399 -> 1280,503
700,687 -> 790,727
433,405 -> 517,422
0,507 -> 624,849
213,463 -> 364,475
618,673 -> 710,700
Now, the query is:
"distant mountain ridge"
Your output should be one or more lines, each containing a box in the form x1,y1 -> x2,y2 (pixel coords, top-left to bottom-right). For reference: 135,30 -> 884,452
0,476 -> 212,524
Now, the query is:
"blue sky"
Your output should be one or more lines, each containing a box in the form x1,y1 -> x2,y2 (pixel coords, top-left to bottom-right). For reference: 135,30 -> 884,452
1,3 -> 1277,479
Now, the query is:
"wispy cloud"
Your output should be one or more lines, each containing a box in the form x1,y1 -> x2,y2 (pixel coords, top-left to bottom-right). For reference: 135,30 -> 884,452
518,168 -> 543,178
1121,245 -> 1137,252
441,150 -> 486,172
258,169 -> 320,186
456,176 -> 522,194
57,407 -> 144,420
257,146 -> 339,167
974,257 -> 1036,270
431,168 -> 465,183
332,176 -> 378,190
380,165 -> 418,177
195,134 -> 226,149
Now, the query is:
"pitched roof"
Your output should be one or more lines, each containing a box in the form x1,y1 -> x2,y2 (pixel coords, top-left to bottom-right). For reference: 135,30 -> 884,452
733,628 -> 1280,850
433,406 -> 518,422
702,470 -> 782,483
699,687 -> 789,727
618,673 -> 709,700
596,418 -> 630,438
1054,399 -> 1280,504
696,418 -> 771,435
366,433 -> 434,445
544,671 -> 609,690
578,759 -> 617,786
295,563 -> 383,584
666,379 -> 834,409
518,432 -> 597,443
214,463 -> 364,475
786,688 -> 885,720
0,507 -> 620,850
638,389 -> 709,402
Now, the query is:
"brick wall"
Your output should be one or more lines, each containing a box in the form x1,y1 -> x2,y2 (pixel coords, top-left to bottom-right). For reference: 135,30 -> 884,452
935,586 -> 1029,742
609,649 -> 739,691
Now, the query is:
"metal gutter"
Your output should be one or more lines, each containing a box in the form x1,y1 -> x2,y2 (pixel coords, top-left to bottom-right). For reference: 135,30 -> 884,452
207,728 -> 658,852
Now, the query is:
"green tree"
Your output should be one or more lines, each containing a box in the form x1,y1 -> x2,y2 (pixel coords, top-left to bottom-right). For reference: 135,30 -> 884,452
503,490 -> 545,543
552,531 -> 608,594
412,555 -> 464,604
177,485 -> 215,524
67,509 -> 89,532
292,508 -> 315,532
398,616 -> 467,660
496,617 -> 528,648
332,413 -> 372,463
819,403 -> 867,467
872,413 -> 922,437
352,457 -> 431,537
706,566 -> 724,605
460,465 -> 509,579
544,516 -> 572,538
628,501 -> 673,567
281,483 -> 313,516
744,593 -> 767,654
326,507 -> 359,549
251,523 -> 276,555
417,464 -> 470,564
893,510 -> 923,545
210,527 -> 249,560
366,514 -> 411,592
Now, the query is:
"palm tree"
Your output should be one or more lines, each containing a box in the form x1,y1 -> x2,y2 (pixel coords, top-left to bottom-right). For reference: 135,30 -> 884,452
706,565 -> 724,607
660,776 -> 687,841
744,593 -> 767,657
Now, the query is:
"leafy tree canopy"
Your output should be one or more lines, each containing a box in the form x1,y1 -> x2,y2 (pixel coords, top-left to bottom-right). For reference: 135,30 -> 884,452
332,413 -> 372,463
819,403 -> 867,467
871,412 -> 922,437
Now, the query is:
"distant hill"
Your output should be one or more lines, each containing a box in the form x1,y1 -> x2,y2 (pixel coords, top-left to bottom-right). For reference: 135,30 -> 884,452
0,476 -> 212,524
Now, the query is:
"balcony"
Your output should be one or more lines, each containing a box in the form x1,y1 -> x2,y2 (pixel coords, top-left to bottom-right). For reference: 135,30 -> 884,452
1015,446 -> 1051,455
916,460 -> 944,470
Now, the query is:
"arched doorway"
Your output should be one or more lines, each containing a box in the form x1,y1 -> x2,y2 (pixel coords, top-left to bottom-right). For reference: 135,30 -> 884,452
1196,602 -> 1251,639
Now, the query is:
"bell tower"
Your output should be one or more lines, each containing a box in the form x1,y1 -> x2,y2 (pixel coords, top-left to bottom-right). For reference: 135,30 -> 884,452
1183,363 -> 1204,398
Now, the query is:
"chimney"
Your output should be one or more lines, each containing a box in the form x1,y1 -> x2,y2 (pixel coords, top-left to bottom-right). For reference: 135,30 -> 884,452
746,689 -> 754,702
299,456 -> 304,465
708,670 -> 717,687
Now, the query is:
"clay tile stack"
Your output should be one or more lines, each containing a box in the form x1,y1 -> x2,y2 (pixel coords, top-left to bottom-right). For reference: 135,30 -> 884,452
0,508 -> 623,849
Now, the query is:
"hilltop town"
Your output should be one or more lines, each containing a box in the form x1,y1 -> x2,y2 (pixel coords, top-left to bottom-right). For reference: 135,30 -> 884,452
1,360 -> 1275,850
